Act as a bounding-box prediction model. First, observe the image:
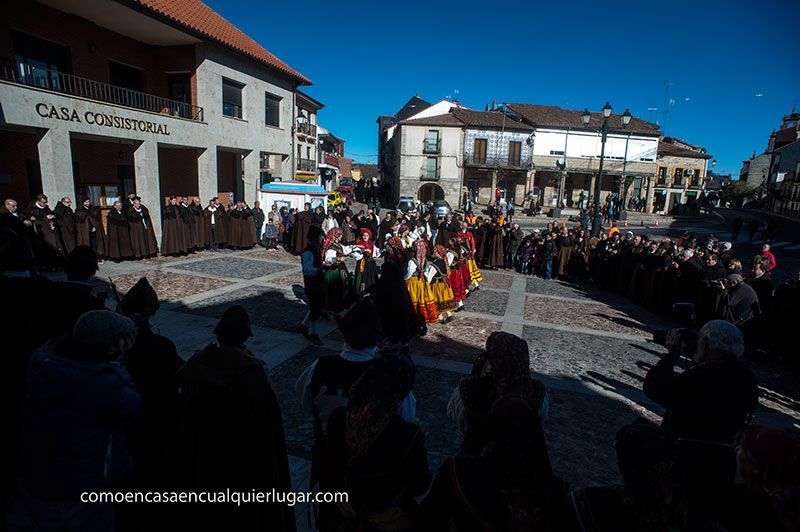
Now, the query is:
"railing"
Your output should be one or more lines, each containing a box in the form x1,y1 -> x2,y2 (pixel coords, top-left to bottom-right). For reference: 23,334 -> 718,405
297,122 -> 317,137
296,157 -> 315,172
320,152 -> 340,168
422,138 -> 441,153
3,60 -> 204,121
420,165 -> 439,181
464,153 -> 529,169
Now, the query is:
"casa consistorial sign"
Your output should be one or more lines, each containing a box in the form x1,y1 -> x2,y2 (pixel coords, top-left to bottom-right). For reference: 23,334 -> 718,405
35,102 -> 171,135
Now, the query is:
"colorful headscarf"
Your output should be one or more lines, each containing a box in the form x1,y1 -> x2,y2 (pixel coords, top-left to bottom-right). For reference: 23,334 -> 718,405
356,228 -> 374,256
384,236 -> 406,266
485,332 -> 544,405
345,354 -> 416,462
413,239 -> 428,271
434,244 -> 450,275
322,227 -> 343,256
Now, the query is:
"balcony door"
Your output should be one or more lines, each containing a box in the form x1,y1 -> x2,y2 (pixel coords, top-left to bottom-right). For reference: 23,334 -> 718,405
168,73 -> 192,118
12,30 -> 71,90
473,138 -> 487,164
109,61 -> 144,109
425,130 -> 439,152
508,141 -> 521,166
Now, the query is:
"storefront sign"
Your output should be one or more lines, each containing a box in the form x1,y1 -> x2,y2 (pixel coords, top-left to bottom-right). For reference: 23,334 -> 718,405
35,103 -> 170,135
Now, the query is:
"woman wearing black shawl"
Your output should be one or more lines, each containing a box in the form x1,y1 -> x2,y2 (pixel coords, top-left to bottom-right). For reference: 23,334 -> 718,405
368,259 -> 422,352
326,355 -> 431,531
422,397 -> 568,531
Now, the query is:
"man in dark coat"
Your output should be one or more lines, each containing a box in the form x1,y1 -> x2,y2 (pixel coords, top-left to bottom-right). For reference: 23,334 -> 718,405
128,197 -> 159,259
290,202 -> 314,254
106,200 -> 134,261
179,197 -> 197,252
721,274 -> 760,325
52,197 -> 76,255
117,277 -> 183,532
203,198 -> 219,250
74,198 -> 107,258
504,223 -> 524,270
189,197 -> 207,250
161,197 -> 187,256
170,306 -> 295,532
24,194 -> 63,268
376,211 -> 393,249
252,201 -> 265,245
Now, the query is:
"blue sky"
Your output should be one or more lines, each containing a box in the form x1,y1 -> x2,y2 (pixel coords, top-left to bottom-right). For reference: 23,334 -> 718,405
207,0 -> 799,176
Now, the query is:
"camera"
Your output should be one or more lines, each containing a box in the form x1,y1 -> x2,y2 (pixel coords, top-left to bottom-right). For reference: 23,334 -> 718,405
652,328 -> 699,355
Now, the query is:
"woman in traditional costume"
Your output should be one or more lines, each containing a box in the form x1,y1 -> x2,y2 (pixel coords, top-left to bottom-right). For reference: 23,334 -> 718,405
459,227 -> 483,291
430,245 -> 457,323
322,227 -> 351,313
447,237 -> 469,311
404,239 -> 439,324
353,228 -> 378,297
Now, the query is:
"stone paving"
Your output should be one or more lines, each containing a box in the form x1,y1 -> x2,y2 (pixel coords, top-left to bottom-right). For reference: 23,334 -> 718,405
93,243 -> 799,530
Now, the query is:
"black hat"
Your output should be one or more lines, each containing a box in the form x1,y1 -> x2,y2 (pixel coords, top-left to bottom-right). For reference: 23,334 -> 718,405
213,305 -> 253,345
337,297 -> 383,350
119,277 -> 160,318
64,245 -> 99,279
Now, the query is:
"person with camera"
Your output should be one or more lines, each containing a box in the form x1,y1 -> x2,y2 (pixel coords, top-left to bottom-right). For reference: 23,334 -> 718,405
644,320 -> 759,517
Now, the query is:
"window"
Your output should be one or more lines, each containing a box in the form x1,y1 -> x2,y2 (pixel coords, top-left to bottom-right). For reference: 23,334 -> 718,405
167,73 -> 192,118
509,141 -> 522,166
306,146 -> 311,160
12,31 -> 71,90
673,168 -> 684,187
473,138 -> 487,164
222,79 -> 244,118
260,152 -> 273,185
265,93 -> 281,127
657,166 -> 668,185
425,157 -> 438,179
424,130 -> 440,152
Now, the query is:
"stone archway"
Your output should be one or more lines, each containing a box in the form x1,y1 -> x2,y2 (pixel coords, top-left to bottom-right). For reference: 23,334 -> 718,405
418,183 -> 445,203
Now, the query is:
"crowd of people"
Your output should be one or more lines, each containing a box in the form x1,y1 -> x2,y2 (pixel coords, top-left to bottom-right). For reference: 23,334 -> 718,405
2,192 -> 799,531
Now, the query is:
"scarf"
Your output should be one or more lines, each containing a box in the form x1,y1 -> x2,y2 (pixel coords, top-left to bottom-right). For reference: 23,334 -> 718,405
322,227 -> 343,256
345,354 -> 416,462
356,228 -> 375,257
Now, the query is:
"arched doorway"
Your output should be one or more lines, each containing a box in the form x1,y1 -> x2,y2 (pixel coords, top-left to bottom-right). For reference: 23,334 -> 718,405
418,183 -> 445,203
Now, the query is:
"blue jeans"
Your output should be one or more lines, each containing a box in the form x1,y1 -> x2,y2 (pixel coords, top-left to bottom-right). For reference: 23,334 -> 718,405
545,259 -> 553,280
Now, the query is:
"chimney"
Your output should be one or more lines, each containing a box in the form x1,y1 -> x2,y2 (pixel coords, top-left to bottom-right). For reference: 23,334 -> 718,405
492,100 -> 497,110
485,103 -> 489,111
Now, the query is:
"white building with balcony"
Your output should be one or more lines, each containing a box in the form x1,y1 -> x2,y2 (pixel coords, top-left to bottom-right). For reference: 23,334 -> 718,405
0,0 -> 310,237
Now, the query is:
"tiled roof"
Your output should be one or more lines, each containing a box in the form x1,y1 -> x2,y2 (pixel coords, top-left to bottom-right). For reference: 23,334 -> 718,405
399,113 -> 464,127
452,109 -> 533,131
505,103 -> 661,136
657,142 -> 713,159
134,0 -> 310,84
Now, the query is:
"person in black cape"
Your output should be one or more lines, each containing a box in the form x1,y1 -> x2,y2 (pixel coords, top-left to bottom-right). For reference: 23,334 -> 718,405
74,198 -> 106,258
128,197 -> 159,259
106,200 -> 134,261
116,277 -> 183,532
161,197 -> 187,256
169,305 -> 295,532
52,196 -> 76,256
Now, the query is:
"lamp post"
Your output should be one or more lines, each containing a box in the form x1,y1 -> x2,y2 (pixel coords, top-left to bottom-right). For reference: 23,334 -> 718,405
583,103 -> 631,236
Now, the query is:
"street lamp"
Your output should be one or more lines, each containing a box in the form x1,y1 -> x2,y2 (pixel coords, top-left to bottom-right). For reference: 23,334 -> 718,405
588,102 -> 631,237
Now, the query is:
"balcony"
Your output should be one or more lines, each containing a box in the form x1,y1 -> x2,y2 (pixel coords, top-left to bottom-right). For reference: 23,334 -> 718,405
422,138 -> 441,154
420,165 -> 440,181
320,152 -> 340,168
296,157 -> 315,172
464,153 -> 530,169
2,60 -> 204,121
297,121 -> 317,137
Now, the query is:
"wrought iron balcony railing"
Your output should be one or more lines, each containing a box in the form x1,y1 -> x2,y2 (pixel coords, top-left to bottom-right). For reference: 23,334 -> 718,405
464,153 -> 529,169
296,157 -> 315,172
3,60 -> 204,121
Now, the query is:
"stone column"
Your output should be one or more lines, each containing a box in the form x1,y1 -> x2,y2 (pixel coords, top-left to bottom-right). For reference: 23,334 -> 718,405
197,147 -> 217,203
645,175 -> 655,214
133,140 -> 162,239
37,128 -> 75,204
490,169 -> 497,206
243,149 -> 260,205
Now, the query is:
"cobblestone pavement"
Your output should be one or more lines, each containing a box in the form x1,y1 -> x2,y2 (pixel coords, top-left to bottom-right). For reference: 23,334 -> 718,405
95,243 -> 800,511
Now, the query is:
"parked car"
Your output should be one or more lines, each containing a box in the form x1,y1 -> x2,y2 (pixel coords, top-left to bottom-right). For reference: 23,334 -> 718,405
327,191 -> 343,208
396,196 -> 417,213
432,199 -> 451,218
335,185 -> 354,202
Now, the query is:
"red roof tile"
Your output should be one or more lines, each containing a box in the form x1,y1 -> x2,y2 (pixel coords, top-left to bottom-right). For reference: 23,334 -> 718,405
134,0 -> 310,84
